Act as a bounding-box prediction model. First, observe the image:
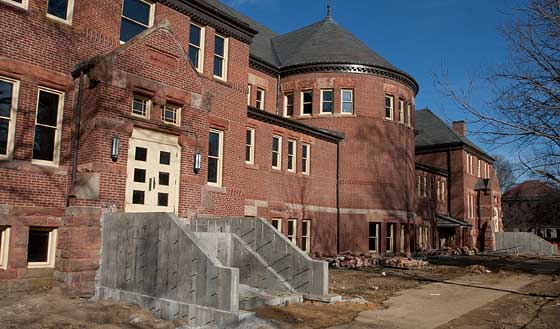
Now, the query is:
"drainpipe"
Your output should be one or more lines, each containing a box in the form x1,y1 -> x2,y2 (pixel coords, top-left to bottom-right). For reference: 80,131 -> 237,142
336,140 -> 341,255
275,73 -> 281,115
447,147 -> 452,213
66,71 -> 85,207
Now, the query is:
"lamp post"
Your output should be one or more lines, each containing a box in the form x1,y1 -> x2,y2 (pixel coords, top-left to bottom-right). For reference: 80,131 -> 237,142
111,136 -> 120,162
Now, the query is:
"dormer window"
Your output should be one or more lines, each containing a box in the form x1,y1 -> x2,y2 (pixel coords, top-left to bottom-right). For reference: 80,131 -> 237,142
46,0 -> 74,24
120,0 -> 155,43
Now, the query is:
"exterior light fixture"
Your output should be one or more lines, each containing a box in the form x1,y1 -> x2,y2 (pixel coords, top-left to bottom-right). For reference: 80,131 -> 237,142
111,136 -> 120,162
194,150 -> 202,174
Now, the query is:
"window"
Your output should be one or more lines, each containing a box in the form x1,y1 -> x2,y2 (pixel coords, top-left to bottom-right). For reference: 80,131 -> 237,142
46,0 -> 74,24
385,95 -> 394,120
256,88 -> 265,110
423,176 -> 427,197
302,143 -> 310,175
0,0 -> 28,9
477,159 -> 481,178
33,88 -> 64,166
207,130 -> 223,186
120,0 -> 154,43
287,219 -> 297,244
27,228 -> 58,268
132,94 -> 151,118
441,181 -> 446,201
0,77 -> 19,160
302,220 -> 311,253
301,90 -> 313,115
400,224 -> 405,253
0,227 -> 10,270
418,226 -> 424,248
245,128 -> 255,164
406,102 -> 412,126
284,93 -> 294,117
467,194 -> 475,219
272,135 -> 282,170
287,140 -> 296,172
368,222 -> 379,253
417,176 -> 422,196
271,218 -> 282,232
386,223 -> 394,253
247,85 -> 251,106
398,99 -> 405,124
320,89 -> 333,114
213,34 -> 228,80
341,89 -> 353,114
162,104 -> 180,126
188,23 -> 205,72
436,180 -> 441,201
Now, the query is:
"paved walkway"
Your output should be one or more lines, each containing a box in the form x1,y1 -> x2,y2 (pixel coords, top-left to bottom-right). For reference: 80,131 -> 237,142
331,274 -> 537,329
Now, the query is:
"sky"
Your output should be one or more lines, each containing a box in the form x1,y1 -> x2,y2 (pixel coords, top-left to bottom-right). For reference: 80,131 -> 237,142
224,0 -> 527,159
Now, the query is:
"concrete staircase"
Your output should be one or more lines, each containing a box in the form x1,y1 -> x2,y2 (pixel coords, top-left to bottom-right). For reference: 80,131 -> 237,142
94,213 -> 329,326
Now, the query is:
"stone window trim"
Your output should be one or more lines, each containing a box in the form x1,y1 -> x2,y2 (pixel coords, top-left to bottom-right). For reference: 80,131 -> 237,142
385,94 -> 394,120
27,227 -> 58,269
0,76 -> 19,161
300,90 -> 313,116
120,0 -> 155,43
272,135 -> 282,170
256,88 -> 265,110
207,129 -> 224,187
301,143 -> 310,176
0,226 -> 10,270
32,87 -> 65,168
46,0 -> 75,25
245,127 -> 255,165
341,89 -> 353,114
213,33 -> 229,81
188,22 -> 205,73
161,104 -> 181,127
0,0 -> 29,10
287,139 -> 297,173
320,89 -> 334,114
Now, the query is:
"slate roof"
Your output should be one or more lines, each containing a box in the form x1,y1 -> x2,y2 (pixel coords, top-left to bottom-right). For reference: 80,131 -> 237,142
415,109 -> 493,161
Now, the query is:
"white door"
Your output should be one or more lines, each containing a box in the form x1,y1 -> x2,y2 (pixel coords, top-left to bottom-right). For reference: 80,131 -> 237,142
125,129 -> 181,213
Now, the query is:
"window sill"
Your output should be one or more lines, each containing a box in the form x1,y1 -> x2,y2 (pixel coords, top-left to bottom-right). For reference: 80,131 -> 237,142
245,163 -> 259,170
206,185 -> 227,194
46,14 -> 73,26
0,159 -> 68,176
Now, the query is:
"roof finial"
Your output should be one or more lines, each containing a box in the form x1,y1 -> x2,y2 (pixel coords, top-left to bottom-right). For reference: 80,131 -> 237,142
326,0 -> 332,18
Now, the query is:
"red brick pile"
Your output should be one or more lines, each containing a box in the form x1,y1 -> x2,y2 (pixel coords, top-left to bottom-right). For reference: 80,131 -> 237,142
325,252 -> 429,270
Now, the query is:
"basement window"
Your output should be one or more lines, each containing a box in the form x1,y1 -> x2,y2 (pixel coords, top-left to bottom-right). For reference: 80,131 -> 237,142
0,227 -> 10,270
27,228 -> 58,268
287,219 -> 297,244
302,220 -> 311,253
271,218 -> 282,232
0,0 -> 28,10
120,0 -> 155,43
368,222 -> 379,253
46,0 -> 74,24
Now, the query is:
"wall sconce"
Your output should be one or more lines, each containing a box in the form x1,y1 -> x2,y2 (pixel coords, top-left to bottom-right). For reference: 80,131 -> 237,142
111,136 -> 120,162
194,150 -> 202,174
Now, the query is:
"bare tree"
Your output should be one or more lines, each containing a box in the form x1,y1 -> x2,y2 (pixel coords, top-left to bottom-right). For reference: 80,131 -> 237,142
493,155 -> 517,192
436,0 -> 560,183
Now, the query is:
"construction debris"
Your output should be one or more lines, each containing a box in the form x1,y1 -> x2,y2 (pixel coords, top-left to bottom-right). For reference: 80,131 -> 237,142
424,246 -> 479,257
324,252 -> 429,270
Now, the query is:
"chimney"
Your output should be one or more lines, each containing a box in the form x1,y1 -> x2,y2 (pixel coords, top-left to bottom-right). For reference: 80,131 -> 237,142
453,121 -> 466,137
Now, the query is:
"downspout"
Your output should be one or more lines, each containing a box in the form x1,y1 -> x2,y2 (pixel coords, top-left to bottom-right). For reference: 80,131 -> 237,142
66,71 -> 85,207
275,73 -> 281,115
336,140 -> 341,255
447,147 -> 452,213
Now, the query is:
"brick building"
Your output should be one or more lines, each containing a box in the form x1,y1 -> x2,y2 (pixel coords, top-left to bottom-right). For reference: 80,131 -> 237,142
0,0 -> 500,293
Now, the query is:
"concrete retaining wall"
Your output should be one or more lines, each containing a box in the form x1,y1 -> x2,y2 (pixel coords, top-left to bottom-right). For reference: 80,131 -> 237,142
191,217 -> 329,296
96,213 -> 242,326
496,232 -> 558,255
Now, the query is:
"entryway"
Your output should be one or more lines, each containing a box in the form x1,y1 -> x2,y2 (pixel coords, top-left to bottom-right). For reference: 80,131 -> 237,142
125,128 -> 181,213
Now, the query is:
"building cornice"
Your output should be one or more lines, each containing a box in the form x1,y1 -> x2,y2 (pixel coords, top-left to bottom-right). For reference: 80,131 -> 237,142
247,107 -> 344,143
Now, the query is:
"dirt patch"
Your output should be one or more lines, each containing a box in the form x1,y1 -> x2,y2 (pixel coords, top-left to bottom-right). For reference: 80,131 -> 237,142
0,288 -> 181,329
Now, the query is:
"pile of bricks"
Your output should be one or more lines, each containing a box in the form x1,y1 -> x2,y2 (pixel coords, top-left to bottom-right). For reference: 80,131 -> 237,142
383,257 -> 429,269
324,252 -> 429,270
425,246 -> 479,257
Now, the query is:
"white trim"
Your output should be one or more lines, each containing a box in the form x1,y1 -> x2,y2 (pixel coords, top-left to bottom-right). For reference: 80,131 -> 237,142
287,219 -> 297,244
302,143 -> 310,175
245,127 -> 255,165
272,135 -> 282,170
0,76 -> 19,161
32,87 -> 65,167
46,0 -> 74,25
120,0 -> 155,43
213,34 -> 229,81
340,89 -> 353,114
385,94 -> 394,120
256,88 -> 265,110
320,89 -> 334,114
27,228 -> 58,269
300,90 -> 313,116
0,227 -> 10,270
302,219 -> 311,253
0,0 -> 28,10
207,129 -> 224,187
188,22 -> 205,73
287,139 -> 297,172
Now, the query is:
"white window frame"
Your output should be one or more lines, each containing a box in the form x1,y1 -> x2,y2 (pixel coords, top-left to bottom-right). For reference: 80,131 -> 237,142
256,88 -> 265,110
320,89 -> 334,114
287,219 -> 297,244
271,218 -> 282,232
27,228 -> 58,269
189,22 -> 205,73
32,87 -> 65,167
120,0 -> 155,43
213,34 -> 228,81
131,94 -> 151,119
386,223 -> 394,253
207,129 -> 224,187
398,99 -> 405,124
0,227 -> 10,270
302,143 -> 310,175
477,159 -> 481,178
301,90 -> 313,116
368,222 -> 379,253
247,85 -> 251,106
0,76 -> 19,161
287,139 -> 296,173
272,135 -> 282,170
341,89 -> 353,114
385,95 -> 394,120
284,93 -> 294,117
46,0 -> 74,25
302,219 -> 311,253
0,0 -> 29,10
162,104 -> 181,126
245,127 -> 255,165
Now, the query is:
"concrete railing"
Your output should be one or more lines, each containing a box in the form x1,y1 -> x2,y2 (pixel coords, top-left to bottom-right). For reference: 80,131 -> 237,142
191,217 -> 328,296
96,213 -> 241,326
496,232 -> 558,255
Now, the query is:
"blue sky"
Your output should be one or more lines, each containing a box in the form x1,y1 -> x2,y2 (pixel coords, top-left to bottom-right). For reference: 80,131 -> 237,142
225,0 -> 526,159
